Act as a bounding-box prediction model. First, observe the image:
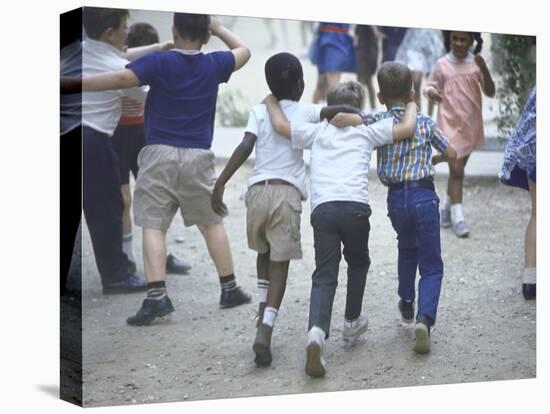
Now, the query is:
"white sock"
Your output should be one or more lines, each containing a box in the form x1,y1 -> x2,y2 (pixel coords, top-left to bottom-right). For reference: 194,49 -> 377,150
441,194 -> 451,211
523,267 -> 536,284
122,233 -> 136,263
262,306 -> 278,327
450,203 -> 465,224
257,279 -> 270,303
344,317 -> 360,329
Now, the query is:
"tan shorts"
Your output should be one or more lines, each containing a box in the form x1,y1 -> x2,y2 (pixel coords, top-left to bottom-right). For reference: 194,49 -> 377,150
133,144 -> 224,230
245,183 -> 303,261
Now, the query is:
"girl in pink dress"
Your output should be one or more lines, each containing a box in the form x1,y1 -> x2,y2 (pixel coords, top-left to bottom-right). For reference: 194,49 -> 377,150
424,31 -> 495,238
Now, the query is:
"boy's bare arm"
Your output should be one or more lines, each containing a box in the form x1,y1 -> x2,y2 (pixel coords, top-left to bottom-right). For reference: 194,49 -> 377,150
432,145 -> 457,165
81,69 -> 140,92
212,132 -> 257,216
123,41 -> 174,61
329,113 -> 363,128
264,95 -> 291,139
392,101 -> 417,141
210,17 -> 251,71
320,105 -> 361,121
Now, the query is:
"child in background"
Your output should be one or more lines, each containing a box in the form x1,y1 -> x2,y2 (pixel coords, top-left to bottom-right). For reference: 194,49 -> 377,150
309,22 -> 356,103
332,62 -> 457,353
265,80 -> 417,377
112,22 -> 191,275
212,53 -> 361,367
79,14 -> 253,325
354,25 -> 380,110
423,31 -> 495,238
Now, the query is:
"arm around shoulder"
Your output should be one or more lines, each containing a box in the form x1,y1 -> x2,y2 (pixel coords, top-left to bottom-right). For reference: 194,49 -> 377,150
264,95 -> 291,139
392,101 -> 417,141
82,69 -> 140,92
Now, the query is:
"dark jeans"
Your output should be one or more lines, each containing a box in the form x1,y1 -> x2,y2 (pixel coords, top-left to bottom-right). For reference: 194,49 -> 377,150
387,186 -> 443,325
82,126 -> 131,285
308,201 -> 372,338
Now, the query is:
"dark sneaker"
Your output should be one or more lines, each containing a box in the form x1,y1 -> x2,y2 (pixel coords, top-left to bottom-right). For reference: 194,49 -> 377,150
127,260 -> 137,274
219,287 -> 252,309
166,253 -> 191,274
398,299 -> 415,323
305,326 -> 327,378
126,296 -> 175,326
414,315 -> 432,354
522,283 -> 536,300
255,302 -> 267,328
102,274 -> 147,295
252,323 -> 273,367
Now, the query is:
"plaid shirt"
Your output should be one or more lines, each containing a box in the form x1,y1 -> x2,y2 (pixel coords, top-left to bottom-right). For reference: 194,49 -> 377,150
362,103 -> 449,186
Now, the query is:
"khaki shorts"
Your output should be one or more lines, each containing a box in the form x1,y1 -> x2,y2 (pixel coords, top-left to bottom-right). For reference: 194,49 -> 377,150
246,183 -> 303,261
133,145 -> 224,230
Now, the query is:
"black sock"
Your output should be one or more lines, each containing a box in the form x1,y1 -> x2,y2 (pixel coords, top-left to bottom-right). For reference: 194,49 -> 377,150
220,274 -> 237,292
147,281 -> 167,301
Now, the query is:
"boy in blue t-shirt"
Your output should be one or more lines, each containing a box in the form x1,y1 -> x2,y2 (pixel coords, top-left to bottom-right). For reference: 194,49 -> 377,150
80,13 -> 253,325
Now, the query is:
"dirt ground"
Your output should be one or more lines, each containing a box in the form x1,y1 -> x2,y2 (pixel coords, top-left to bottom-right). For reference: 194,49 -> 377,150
71,162 -> 535,407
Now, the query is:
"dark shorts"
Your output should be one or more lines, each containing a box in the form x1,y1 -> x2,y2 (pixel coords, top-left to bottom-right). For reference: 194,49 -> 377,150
501,164 -> 536,191
111,123 -> 146,185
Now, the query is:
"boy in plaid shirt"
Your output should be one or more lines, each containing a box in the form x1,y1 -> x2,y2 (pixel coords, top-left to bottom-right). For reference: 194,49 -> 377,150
332,62 -> 457,353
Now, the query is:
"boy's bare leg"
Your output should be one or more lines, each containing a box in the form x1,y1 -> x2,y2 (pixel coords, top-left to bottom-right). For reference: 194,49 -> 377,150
142,228 -> 167,283
197,222 -> 234,276
365,76 -> 376,110
256,252 -> 270,322
412,71 -> 422,109
266,260 -> 290,309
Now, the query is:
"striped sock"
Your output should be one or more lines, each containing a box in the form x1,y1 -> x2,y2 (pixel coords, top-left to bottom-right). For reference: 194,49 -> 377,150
220,274 -> 237,292
258,278 -> 270,303
146,281 -> 167,301
262,306 -> 278,327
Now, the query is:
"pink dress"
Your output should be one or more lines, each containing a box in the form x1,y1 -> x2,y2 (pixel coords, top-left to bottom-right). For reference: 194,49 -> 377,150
424,52 -> 485,158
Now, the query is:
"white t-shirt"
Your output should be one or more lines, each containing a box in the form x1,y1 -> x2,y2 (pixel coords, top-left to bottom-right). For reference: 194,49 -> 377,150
291,118 -> 394,212
245,100 -> 322,200
79,39 -> 147,136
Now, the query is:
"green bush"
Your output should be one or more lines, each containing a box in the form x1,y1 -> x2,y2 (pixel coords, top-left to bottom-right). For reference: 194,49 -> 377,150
491,34 -> 536,137
216,89 -> 249,127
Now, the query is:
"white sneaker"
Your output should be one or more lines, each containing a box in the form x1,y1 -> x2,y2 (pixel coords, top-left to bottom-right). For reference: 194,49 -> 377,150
305,326 -> 327,377
413,320 -> 431,354
342,314 -> 368,346
453,220 -> 470,238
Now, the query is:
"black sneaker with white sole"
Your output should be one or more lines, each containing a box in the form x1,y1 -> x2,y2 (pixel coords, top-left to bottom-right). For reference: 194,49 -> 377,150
398,299 -> 414,323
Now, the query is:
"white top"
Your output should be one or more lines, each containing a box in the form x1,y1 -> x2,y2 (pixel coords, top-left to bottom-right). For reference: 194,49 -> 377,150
245,100 -> 322,200
80,39 -> 147,136
291,118 -> 394,212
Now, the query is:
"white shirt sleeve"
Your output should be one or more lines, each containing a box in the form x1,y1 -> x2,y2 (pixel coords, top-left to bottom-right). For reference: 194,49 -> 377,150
305,103 -> 324,123
291,121 -> 321,149
245,106 -> 261,136
358,118 -> 394,148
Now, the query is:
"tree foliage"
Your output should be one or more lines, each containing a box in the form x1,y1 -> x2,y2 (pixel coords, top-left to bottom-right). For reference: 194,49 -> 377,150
491,34 -> 536,137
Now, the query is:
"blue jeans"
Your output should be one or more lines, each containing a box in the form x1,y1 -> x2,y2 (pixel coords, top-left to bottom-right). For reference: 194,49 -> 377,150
387,187 -> 443,325
309,201 -> 372,338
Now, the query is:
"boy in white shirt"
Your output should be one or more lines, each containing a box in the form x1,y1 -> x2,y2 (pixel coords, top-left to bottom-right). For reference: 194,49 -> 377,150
212,53 -> 361,367
264,81 -> 416,377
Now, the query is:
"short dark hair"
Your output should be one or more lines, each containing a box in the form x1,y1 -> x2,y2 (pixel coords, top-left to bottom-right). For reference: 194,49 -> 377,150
173,13 -> 210,41
377,62 -> 412,100
326,81 -> 365,109
264,53 -> 304,100
126,23 -> 159,47
83,7 -> 129,40
443,30 -> 483,54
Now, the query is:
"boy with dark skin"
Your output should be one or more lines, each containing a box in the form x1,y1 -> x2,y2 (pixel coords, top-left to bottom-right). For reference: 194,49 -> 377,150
212,53 -> 361,367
